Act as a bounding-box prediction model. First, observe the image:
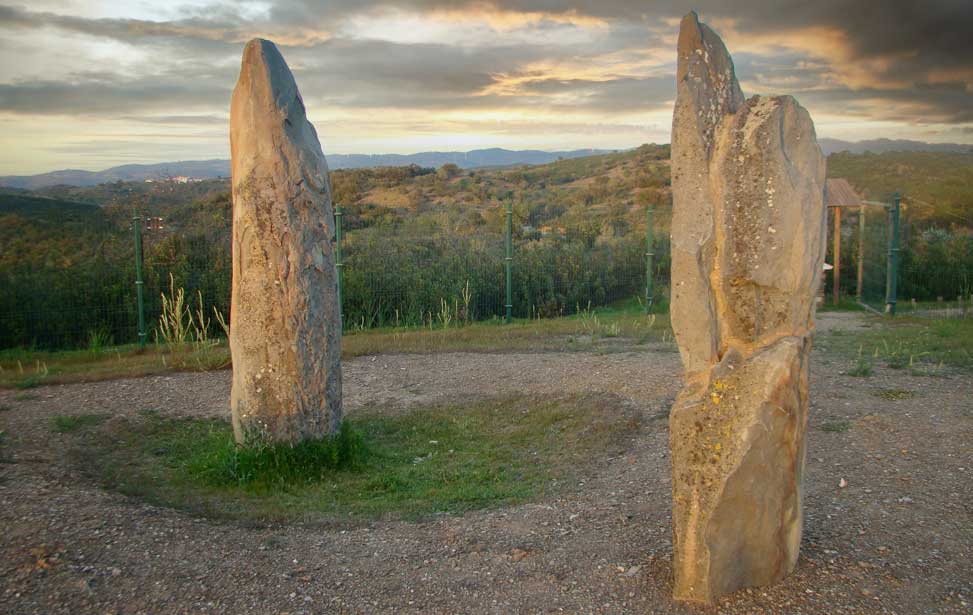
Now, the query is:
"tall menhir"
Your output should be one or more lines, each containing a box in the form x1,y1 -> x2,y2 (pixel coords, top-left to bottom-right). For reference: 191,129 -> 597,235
668,12 -> 827,603
229,39 -> 342,444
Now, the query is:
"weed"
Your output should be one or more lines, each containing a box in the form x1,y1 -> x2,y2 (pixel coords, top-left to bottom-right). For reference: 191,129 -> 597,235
13,374 -> 45,389
157,275 -> 221,348
820,419 -> 851,433
873,389 -> 916,401
459,280 -> 472,324
848,360 -> 873,377
52,413 -> 109,433
437,297 -> 454,329
213,306 -> 230,338
848,347 -> 873,377
157,274 -> 192,346
87,329 -> 113,353
13,392 -> 38,401
259,535 -> 286,551
0,404 -> 11,412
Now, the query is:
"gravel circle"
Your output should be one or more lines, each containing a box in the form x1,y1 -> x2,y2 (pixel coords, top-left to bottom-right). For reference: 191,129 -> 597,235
1,314 -> 971,614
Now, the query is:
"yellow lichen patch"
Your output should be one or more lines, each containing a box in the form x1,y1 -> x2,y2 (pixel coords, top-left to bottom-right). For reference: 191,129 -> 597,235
710,379 -> 728,405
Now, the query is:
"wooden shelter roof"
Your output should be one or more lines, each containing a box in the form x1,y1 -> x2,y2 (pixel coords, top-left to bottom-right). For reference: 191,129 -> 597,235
825,178 -> 861,207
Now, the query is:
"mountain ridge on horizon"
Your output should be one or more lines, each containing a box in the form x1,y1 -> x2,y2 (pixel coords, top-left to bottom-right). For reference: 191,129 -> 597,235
2,139 -> 971,190
0,148 -> 616,190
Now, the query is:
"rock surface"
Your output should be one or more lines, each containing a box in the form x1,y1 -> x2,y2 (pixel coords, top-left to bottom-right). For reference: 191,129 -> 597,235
229,38 -> 342,444
668,12 -> 827,604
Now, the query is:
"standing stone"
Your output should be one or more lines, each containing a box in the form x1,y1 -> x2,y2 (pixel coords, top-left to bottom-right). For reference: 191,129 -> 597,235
229,39 -> 342,444
668,12 -> 826,604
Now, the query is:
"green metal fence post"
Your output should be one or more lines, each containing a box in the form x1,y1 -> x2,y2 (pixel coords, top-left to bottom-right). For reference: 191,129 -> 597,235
132,212 -> 147,348
334,205 -> 344,323
885,192 -> 901,316
504,200 -> 513,324
645,205 -> 655,312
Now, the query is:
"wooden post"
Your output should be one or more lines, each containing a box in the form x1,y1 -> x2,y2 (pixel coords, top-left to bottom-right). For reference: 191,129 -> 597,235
857,205 -> 865,301
832,206 -> 841,305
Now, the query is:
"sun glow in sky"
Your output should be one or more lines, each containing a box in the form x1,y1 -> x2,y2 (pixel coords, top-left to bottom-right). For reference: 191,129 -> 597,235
0,0 -> 971,174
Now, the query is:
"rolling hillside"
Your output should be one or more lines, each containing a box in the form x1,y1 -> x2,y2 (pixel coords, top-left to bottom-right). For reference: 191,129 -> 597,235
6,146 -> 971,246
0,148 -> 614,190
3,146 -> 971,349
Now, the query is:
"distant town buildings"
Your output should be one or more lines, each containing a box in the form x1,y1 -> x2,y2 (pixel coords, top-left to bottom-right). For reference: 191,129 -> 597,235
144,176 -> 204,184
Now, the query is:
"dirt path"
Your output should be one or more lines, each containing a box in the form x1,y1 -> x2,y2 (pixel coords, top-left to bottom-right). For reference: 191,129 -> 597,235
1,313 -> 971,614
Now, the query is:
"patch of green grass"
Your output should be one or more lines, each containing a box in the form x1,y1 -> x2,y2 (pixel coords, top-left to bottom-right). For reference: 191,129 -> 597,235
873,389 -> 916,401
822,317 -> 973,371
818,297 -> 865,312
0,404 -> 11,412
13,392 -> 38,401
820,419 -> 851,433
2,309 -> 672,389
881,339 -> 912,369
343,305 -> 671,358
65,394 -> 638,523
188,422 -> 366,488
12,374 -> 46,389
51,413 -> 109,433
847,357 -> 873,377
0,342 -> 231,390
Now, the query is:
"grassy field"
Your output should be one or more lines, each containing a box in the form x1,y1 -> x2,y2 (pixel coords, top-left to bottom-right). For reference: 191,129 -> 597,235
0,301 -> 671,389
5,302 -> 973,390
817,314 -> 973,371
59,394 -> 640,523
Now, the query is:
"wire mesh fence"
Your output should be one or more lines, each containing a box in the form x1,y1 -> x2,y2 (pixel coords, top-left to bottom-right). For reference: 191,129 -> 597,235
897,213 -> 973,317
832,194 -> 973,317
859,204 -> 891,313
0,200 -> 673,351
9,184 -> 973,353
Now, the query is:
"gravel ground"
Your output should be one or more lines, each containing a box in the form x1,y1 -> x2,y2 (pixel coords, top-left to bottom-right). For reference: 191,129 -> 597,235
1,313 -> 971,614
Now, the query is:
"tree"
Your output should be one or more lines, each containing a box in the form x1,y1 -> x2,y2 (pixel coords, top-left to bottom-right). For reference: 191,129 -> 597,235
437,163 -> 461,180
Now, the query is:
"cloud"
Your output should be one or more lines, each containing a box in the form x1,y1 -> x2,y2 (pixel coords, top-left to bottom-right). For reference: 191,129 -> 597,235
0,0 -> 970,173
0,4 -> 330,46
121,114 -> 228,125
0,77 -> 229,115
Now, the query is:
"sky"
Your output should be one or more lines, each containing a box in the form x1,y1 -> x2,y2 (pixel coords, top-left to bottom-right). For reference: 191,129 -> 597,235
0,0 -> 971,175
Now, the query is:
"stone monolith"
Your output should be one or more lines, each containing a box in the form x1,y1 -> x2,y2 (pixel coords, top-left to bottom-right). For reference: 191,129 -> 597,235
668,12 -> 827,604
229,39 -> 342,445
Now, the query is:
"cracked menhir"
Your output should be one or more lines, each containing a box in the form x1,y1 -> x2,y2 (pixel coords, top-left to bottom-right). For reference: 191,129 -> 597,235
229,39 -> 342,445
668,11 -> 827,604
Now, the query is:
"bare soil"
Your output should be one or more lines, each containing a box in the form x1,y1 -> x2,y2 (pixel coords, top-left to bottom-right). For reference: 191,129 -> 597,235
1,313 -> 971,614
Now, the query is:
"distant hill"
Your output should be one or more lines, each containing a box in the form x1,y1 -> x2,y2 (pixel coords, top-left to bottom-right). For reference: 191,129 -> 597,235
0,192 -> 114,269
0,148 -> 614,189
826,151 -> 973,226
0,192 -> 103,220
0,160 -> 231,190
820,138 -> 973,156
328,148 -> 614,170
7,138 -> 972,189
